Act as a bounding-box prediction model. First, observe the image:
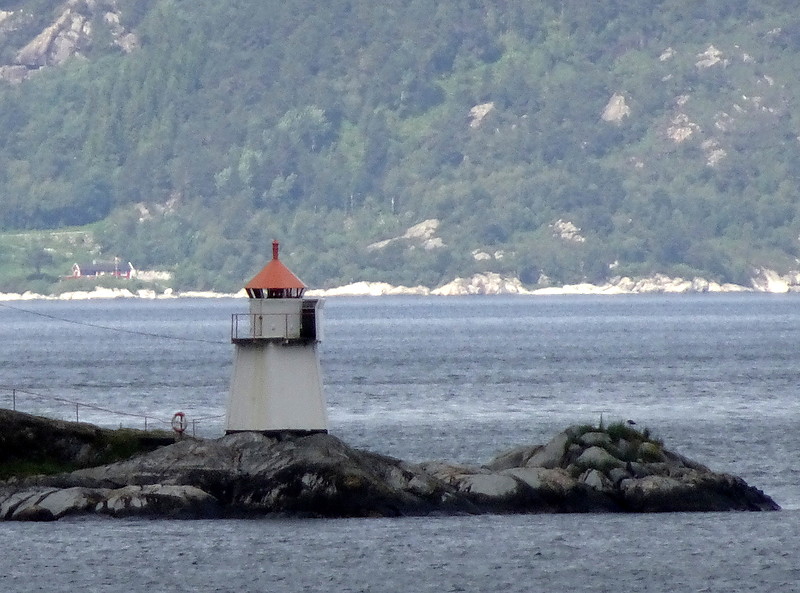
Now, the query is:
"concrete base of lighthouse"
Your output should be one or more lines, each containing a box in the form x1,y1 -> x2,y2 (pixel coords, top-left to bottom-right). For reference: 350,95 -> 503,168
225,341 -> 328,434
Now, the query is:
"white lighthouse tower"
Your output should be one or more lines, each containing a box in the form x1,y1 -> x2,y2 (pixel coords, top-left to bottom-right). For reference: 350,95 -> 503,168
225,240 -> 327,435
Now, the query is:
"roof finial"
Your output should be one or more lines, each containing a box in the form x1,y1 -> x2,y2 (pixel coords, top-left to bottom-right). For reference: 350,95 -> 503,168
272,240 -> 280,260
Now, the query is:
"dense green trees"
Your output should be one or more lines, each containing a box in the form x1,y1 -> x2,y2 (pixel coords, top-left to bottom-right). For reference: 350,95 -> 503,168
0,0 -> 799,291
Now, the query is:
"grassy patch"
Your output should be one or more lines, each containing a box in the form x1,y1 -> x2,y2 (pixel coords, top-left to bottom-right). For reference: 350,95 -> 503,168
0,459 -> 80,481
605,421 -> 662,446
572,424 -> 597,436
96,429 -> 157,464
0,410 -> 175,480
568,420 -> 665,464
606,421 -> 644,443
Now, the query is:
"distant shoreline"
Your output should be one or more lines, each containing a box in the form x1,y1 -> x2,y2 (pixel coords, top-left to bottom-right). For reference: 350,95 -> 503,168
1,270 -> 798,301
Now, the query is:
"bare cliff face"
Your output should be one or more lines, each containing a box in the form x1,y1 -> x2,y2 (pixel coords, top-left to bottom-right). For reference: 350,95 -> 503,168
0,0 -> 137,83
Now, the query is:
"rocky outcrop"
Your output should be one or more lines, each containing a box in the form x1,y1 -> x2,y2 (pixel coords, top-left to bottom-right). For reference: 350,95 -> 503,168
603,274 -> 748,294
367,219 -> 445,252
432,273 -> 532,295
0,65 -> 28,84
308,270 -> 800,297
601,93 -> 631,123
468,102 -> 495,128
0,0 -> 138,83
750,268 -> 800,293
0,417 -> 779,521
307,269 -> 800,297
15,6 -> 93,68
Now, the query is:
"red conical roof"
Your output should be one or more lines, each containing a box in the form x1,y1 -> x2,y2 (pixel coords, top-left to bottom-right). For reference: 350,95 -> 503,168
244,241 -> 306,297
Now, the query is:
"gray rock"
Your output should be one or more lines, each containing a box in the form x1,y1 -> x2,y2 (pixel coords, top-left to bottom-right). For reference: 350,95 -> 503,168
455,473 -> 519,499
503,467 -> 577,494
504,466 -> 620,512
38,486 -> 108,519
581,469 -> 614,492
628,461 -> 652,478
526,432 -> 570,469
608,467 -> 631,486
13,505 -> 55,522
0,65 -> 29,84
575,446 -> 626,473
663,449 -> 711,472
0,419 -> 780,519
96,484 -> 219,518
502,467 -> 547,490
3,489 -> 57,520
484,445 -> 540,471
1,489 -> 43,519
618,473 -> 779,512
579,432 -> 612,448
419,461 -> 484,485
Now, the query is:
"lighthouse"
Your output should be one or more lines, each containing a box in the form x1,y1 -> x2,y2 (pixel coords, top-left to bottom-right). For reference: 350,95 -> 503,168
225,240 -> 327,435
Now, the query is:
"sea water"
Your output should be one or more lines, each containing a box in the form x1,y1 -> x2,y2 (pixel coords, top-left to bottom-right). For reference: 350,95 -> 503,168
0,295 -> 798,592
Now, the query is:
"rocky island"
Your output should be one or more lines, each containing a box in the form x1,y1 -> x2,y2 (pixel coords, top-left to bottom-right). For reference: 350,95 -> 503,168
0,409 -> 779,521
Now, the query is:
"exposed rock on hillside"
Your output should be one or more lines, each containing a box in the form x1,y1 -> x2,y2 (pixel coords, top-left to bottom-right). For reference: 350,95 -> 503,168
16,6 -> 92,68
0,0 -> 137,83
550,219 -> 586,243
750,268 -> 800,293
367,219 -> 445,252
0,412 -> 779,520
468,102 -> 495,128
696,45 -> 728,69
601,93 -> 630,123
305,268 -> 800,297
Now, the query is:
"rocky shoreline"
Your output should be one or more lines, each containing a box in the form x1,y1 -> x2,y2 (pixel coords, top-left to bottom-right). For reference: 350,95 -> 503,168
1,268 -> 799,301
0,412 -> 779,521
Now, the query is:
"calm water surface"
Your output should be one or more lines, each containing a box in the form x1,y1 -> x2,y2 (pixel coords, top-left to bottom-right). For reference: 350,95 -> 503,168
0,294 -> 798,592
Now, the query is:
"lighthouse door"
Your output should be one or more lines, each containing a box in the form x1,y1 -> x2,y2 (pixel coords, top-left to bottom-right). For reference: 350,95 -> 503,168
300,307 -> 315,340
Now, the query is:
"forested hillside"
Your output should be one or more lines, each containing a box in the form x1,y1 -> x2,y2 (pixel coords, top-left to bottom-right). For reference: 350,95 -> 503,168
1,0 -> 799,292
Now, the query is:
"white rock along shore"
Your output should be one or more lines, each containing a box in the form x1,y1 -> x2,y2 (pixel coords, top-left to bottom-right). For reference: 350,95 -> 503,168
1,269 -> 798,301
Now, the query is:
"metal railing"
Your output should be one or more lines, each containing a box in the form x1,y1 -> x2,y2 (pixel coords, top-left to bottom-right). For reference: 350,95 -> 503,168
231,312 -> 304,341
2,386 -> 225,437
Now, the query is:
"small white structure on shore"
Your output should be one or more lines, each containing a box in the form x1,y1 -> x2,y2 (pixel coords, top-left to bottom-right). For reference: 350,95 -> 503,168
225,241 -> 327,435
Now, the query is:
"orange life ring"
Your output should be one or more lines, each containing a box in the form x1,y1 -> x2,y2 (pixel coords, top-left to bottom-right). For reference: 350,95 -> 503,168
171,411 -> 188,434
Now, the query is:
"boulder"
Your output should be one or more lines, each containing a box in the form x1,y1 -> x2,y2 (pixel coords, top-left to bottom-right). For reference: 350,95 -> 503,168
97,485 -> 220,518
38,486 -> 108,518
1,489 -> 42,519
575,446 -> 627,473
638,441 -> 666,462
502,467 -> 553,491
455,473 -> 520,499
581,469 -> 614,493
619,473 -> 777,512
13,505 -> 55,522
578,432 -> 612,448
484,444 -> 540,471
525,432 -> 570,469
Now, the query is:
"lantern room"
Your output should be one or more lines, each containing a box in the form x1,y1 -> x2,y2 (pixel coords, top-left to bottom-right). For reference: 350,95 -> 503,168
231,240 -> 323,343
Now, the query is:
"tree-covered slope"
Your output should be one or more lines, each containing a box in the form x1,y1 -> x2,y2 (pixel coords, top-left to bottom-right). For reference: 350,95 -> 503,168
1,0 -> 799,291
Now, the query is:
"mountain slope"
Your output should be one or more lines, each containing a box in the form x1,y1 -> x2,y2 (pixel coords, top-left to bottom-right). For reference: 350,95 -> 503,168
0,0 -> 799,291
